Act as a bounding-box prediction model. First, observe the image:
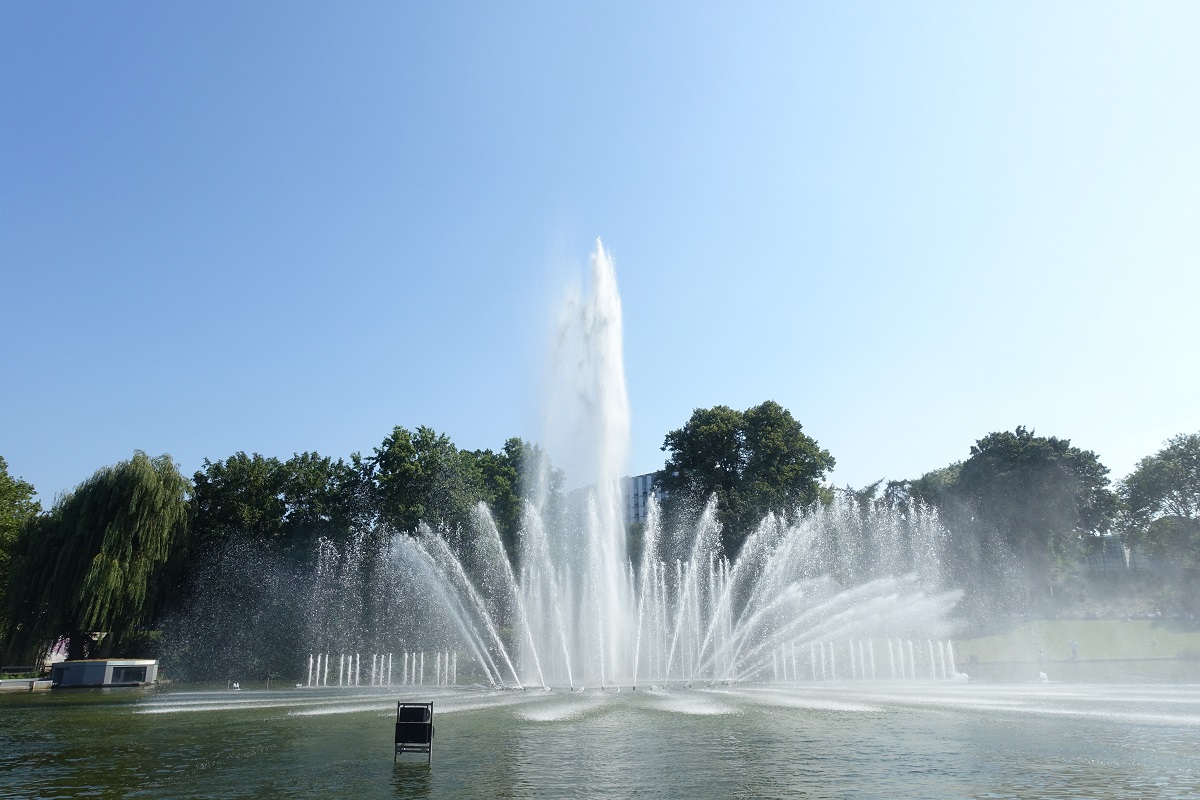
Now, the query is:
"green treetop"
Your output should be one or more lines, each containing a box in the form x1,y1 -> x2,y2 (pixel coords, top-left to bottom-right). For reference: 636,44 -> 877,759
657,401 -> 835,556
1120,432 -> 1200,568
0,456 -> 40,644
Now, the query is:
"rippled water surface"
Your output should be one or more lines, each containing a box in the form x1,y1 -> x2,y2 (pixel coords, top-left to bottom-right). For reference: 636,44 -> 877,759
3,682 -> 1200,798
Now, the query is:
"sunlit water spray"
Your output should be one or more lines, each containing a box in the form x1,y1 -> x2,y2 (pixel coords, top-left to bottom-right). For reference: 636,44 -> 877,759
304,240 -> 962,689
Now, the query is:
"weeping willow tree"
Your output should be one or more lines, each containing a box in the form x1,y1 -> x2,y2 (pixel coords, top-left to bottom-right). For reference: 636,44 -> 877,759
4,452 -> 190,662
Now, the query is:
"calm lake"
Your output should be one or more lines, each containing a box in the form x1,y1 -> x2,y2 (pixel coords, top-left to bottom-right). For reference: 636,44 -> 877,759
3,680 -> 1200,798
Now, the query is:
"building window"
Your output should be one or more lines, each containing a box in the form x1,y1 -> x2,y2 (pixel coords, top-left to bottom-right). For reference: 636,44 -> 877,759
111,666 -> 146,684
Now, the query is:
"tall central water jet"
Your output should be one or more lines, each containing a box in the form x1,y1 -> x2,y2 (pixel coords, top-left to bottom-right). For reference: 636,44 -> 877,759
540,239 -> 632,686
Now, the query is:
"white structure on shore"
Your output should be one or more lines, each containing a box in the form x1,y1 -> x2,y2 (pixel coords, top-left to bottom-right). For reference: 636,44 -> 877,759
50,659 -> 158,687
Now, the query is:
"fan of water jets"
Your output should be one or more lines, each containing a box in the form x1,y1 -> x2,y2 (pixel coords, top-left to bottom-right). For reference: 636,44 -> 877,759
307,494 -> 962,689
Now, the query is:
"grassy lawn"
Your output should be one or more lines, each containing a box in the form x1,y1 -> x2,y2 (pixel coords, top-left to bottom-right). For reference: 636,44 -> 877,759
956,619 -> 1200,662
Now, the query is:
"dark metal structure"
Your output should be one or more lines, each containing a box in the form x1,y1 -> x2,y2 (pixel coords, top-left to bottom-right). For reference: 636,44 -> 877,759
394,701 -> 434,763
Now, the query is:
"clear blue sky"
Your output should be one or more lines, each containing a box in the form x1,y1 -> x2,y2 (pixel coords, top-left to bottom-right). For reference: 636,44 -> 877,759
3,2 -> 1197,505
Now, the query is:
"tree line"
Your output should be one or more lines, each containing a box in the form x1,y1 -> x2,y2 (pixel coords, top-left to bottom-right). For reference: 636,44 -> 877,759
0,428 -> 556,664
2,406 -> 1198,665
659,409 -> 1199,622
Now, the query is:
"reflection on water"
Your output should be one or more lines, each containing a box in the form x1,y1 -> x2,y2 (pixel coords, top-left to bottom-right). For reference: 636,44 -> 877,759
390,763 -> 431,798
3,683 -> 1200,799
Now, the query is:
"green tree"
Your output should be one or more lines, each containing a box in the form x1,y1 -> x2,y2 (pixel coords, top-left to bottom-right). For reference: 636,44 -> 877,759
278,452 -> 368,545
897,463 -> 962,510
468,438 -> 523,561
189,451 -> 365,557
465,438 -> 565,563
5,452 -> 189,661
955,427 -> 1116,573
169,451 -> 363,683
660,404 -> 744,526
658,401 -> 835,555
0,457 -> 40,643
1120,433 -> 1200,567
189,452 -> 288,553
890,427 -> 1117,617
371,426 -> 487,545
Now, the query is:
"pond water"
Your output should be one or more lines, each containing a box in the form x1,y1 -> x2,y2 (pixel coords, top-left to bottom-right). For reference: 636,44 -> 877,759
3,681 -> 1200,798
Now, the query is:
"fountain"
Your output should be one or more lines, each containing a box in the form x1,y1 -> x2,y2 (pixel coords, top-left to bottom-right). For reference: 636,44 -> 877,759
13,242 -> 1199,800
303,240 -> 962,689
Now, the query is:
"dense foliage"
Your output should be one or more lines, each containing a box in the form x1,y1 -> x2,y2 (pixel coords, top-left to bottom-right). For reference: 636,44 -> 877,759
160,430 -> 560,679
189,451 -> 368,557
887,427 -> 1118,618
184,431 -> 552,567
1120,433 -> 1200,568
0,457 -> 40,644
657,401 -> 835,555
